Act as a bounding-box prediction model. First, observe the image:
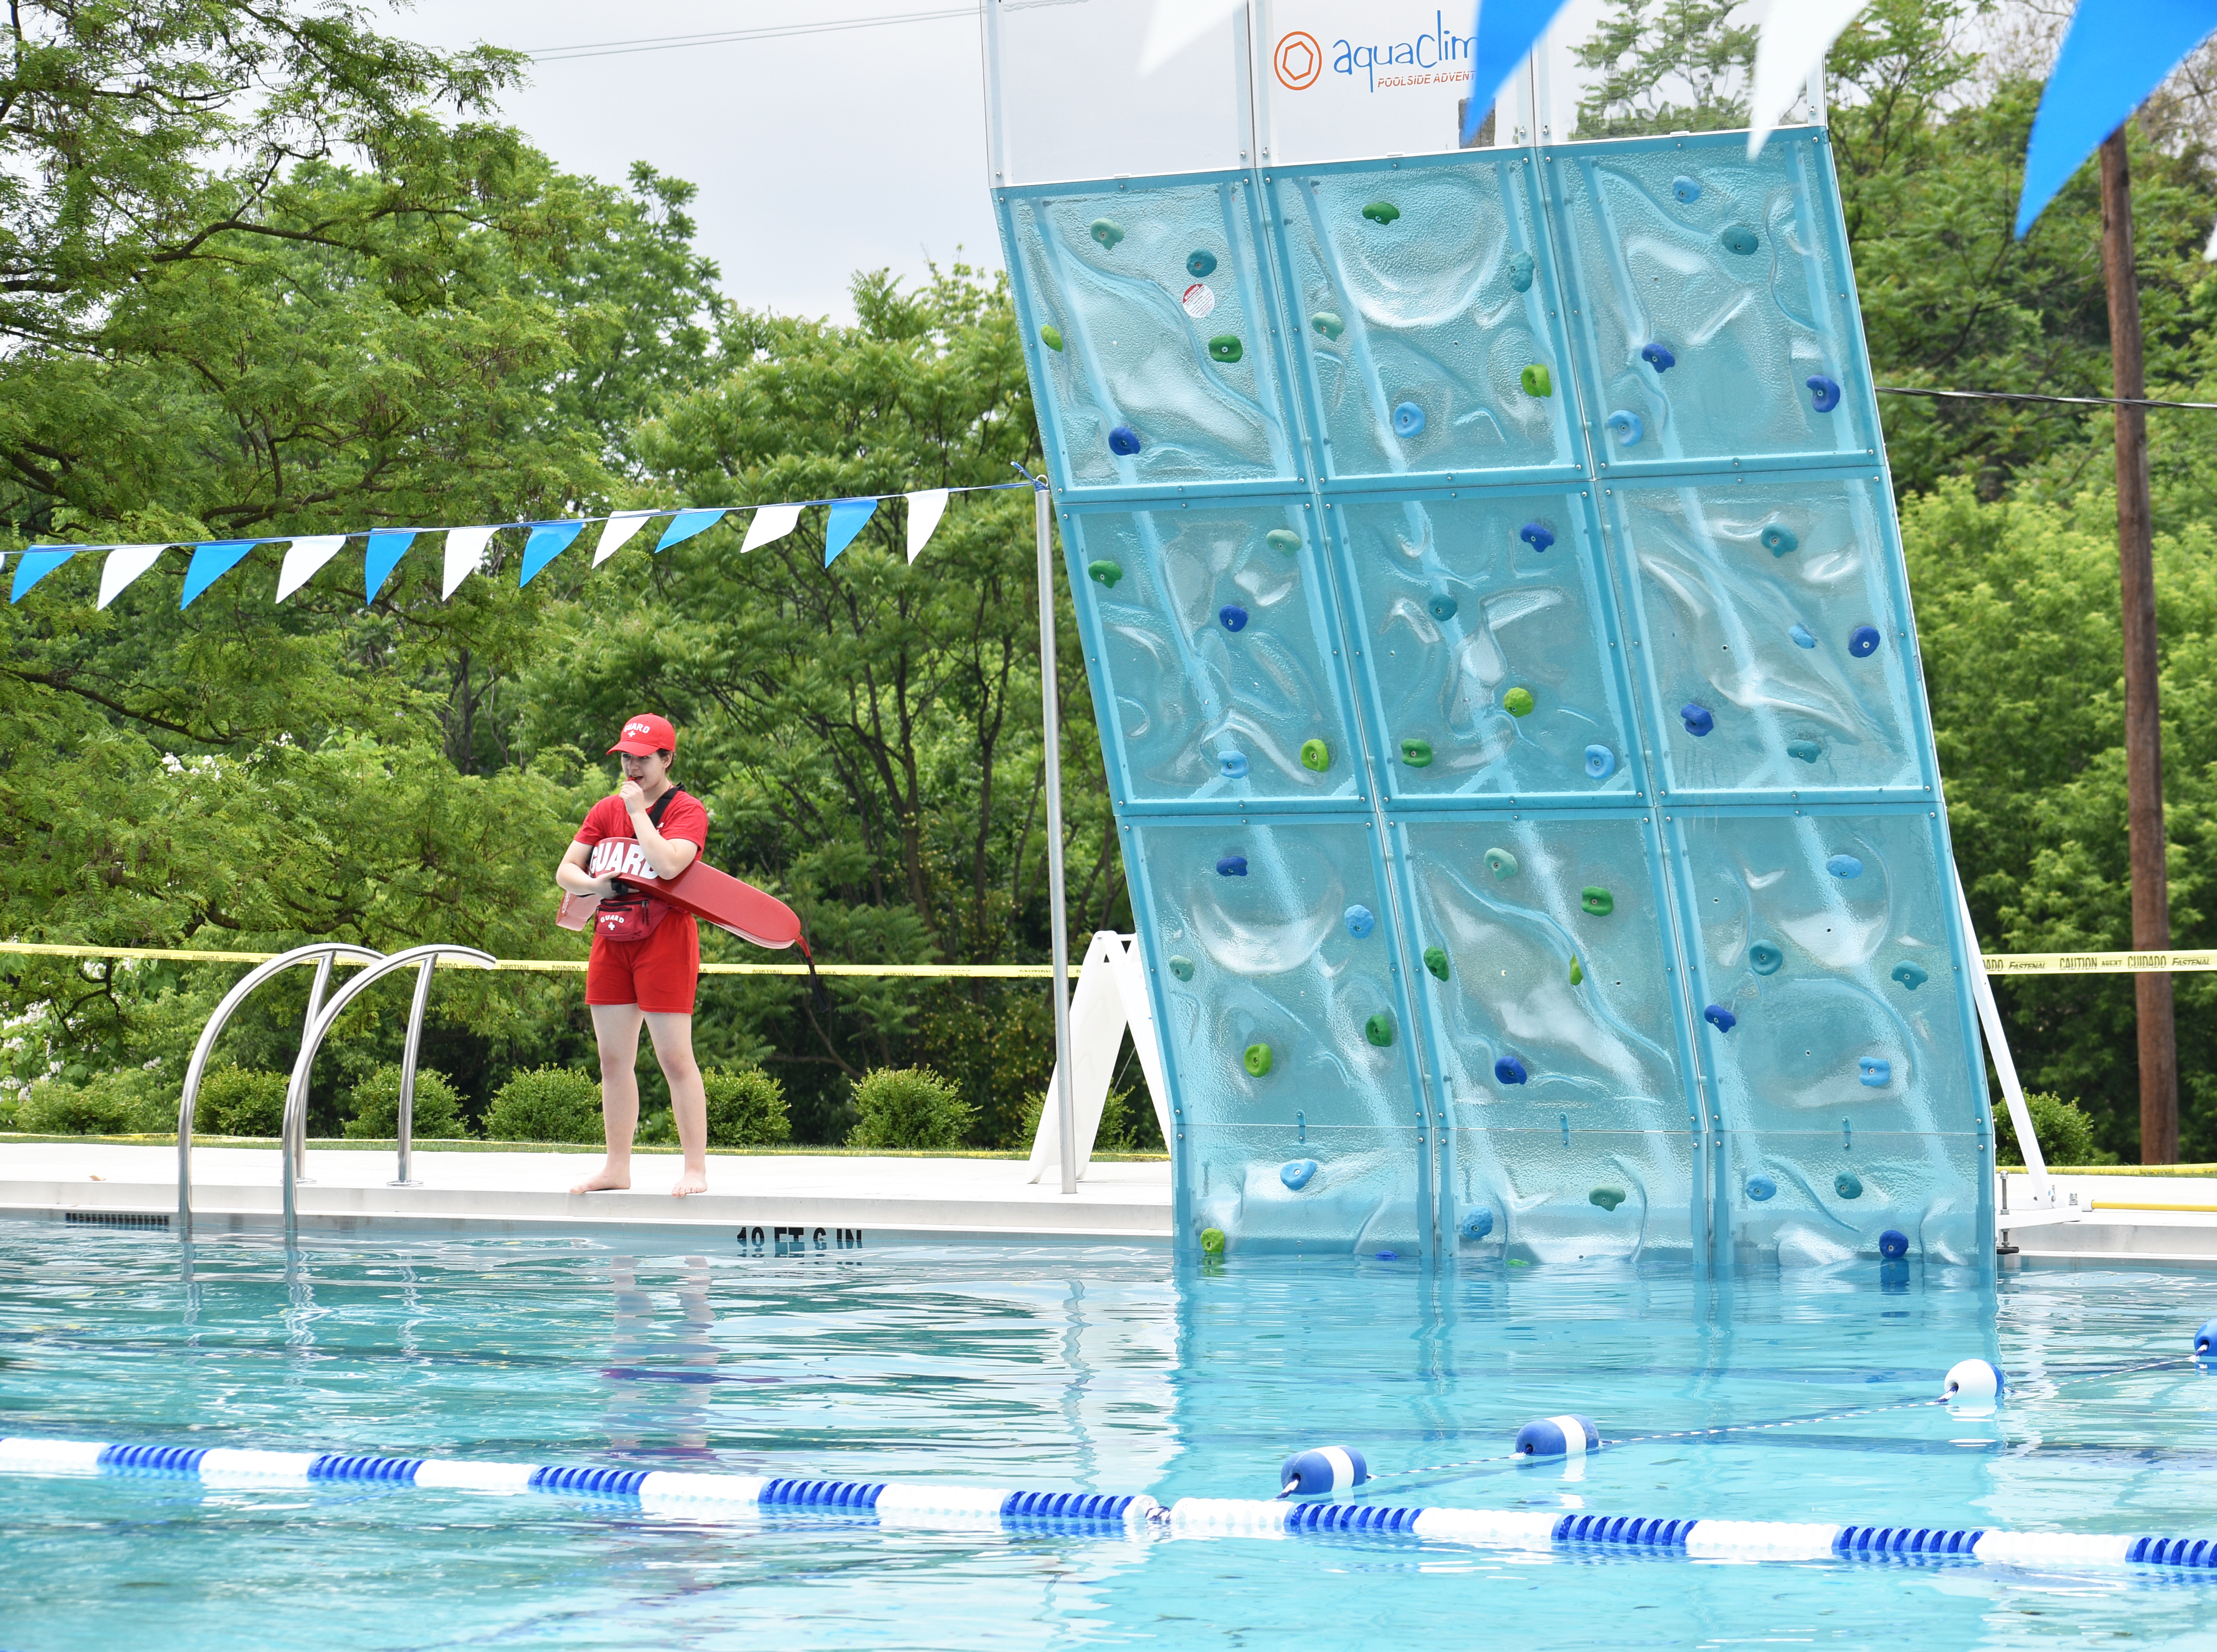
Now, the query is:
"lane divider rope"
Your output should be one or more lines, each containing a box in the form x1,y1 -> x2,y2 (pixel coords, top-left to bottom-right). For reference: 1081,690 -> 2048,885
3,1434 -> 2211,1571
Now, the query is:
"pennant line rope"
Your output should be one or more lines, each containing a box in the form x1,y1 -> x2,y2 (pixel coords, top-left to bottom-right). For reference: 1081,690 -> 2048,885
1876,385 -> 2217,413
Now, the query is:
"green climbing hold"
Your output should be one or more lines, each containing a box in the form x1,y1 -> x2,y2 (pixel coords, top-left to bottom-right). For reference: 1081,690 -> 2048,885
1208,334 -> 1243,363
1267,528 -> 1302,555
1312,311 -> 1345,341
1086,560 -> 1122,589
1569,955 -> 1584,986
1400,737 -> 1433,767
1039,324 -> 1063,352
1581,887 -> 1615,917
1835,1171 -> 1864,1200
1200,1226 -> 1226,1254
1521,364 -> 1552,397
1590,1187 -> 1627,1212
1503,686 -> 1535,717
1243,1043 -> 1273,1078
1365,1012 -> 1395,1048
1423,946 -> 1450,982
1169,955 -> 1194,982
1362,200 -> 1401,226
1090,218 -> 1125,249
1300,737 -> 1331,772
1485,847 -> 1518,880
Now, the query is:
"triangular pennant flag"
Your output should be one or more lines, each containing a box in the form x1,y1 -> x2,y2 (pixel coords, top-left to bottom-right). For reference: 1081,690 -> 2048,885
591,510 -> 655,567
519,520 -> 585,588
1747,0 -> 1868,157
11,547 -> 77,602
364,530 -> 416,602
904,489 -> 949,564
740,503 -> 802,552
1461,0 -> 1578,144
274,534 -> 348,602
655,508 -> 725,552
180,540 -> 260,610
823,498 -> 879,567
2017,0 -> 2217,237
97,545 -> 170,610
442,525 -> 500,599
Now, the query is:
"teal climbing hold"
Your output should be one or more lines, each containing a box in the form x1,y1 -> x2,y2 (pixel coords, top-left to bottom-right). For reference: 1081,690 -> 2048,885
1362,200 -> 1401,225
1762,525 -> 1798,556
1720,224 -> 1758,256
1508,251 -> 1535,292
1039,324 -> 1063,352
1365,1012 -> 1395,1048
1892,961 -> 1930,991
1244,1044 -> 1273,1078
1424,946 -> 1450,982
1428,593 -> 1458,621
1208,334 -> 1243,363
1522,364 -> 1552,397
1086,560 -> 1122,589
1187,249 -> 1217,278
1581,887 -> 1614,916
1590,1187 -> 1627,1212
1401,737 -> 1433,767
1485,847 -> 1518,880
1169,955 -> 1194,982
1312,311 -> 1345,341
1787,738 -> 1822,763
1300,738 -> 1330,772
1090,219 -> 1124,248
1749,942 -> 1784,975
1835,1171 -> 1864,1200
1503,686 -> 1535,717
1266,528 -> 1302,555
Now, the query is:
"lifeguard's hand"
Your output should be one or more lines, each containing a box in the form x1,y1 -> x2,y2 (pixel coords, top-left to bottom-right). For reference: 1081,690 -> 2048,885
617,779 -> 646,813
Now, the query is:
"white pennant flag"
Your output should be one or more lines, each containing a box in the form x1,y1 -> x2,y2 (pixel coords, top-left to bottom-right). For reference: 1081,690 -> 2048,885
905,489 -> 950,564
591,510 -> 655,567
741,503 -> 803,552
1748,0 -> 1870,157
442,525 -> 500,599
274,534 -> 348,601
96,545 -> 170,610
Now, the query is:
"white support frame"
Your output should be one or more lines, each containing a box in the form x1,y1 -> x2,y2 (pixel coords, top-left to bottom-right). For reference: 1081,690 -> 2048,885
1026,932 -> 1172,1182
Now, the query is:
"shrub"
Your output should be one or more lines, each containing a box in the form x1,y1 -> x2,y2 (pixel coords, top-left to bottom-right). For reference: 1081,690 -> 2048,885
484,1066 -> 604,1144
704,1067 -> 791,1146
195,1066 -> 290,1137
846,1066 -> 972,1151
18,1075 -> 145,1135
1994,1091 -> 2103,1167
345,1064 -> 468,1140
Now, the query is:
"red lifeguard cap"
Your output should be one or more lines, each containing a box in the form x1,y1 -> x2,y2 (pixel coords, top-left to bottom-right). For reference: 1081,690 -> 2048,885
609,713 -> 676,756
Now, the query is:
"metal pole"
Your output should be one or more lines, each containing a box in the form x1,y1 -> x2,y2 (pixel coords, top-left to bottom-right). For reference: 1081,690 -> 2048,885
1035,477 -> 1078,1195
390,956 -> 436,1187
292,954 -> 333,1185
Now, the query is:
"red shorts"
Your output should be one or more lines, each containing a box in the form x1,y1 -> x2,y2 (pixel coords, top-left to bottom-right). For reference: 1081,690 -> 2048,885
586,914 -> 700,1014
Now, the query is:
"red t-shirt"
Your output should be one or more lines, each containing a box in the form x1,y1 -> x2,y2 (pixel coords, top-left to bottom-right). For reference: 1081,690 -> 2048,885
574,789 -> 710,934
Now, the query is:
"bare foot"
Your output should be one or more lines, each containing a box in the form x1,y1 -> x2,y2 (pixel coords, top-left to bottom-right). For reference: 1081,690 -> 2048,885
671,1167 -> 708,1197
570,1164 -> 631,1194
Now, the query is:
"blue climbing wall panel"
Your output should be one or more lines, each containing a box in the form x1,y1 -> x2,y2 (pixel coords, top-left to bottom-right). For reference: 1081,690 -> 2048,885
996,128 -> 1993,1267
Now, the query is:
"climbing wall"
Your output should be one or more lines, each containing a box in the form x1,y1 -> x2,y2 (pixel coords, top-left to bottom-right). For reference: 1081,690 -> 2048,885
996,129 -> 1993,1266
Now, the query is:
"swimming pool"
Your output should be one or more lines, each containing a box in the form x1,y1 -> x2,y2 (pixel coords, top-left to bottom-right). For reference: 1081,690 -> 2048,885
4,1230 -> 2216,1649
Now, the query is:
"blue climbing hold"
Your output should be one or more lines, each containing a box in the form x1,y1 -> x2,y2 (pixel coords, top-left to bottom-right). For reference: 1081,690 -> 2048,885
1515,1416 -> 1600,1458
1849,625 -> 1882,657
1344,904 -> 1374,940
1218,751 -> 1249,779
1187,249 -> 1218,278
1219,604 -> 1248,632
1519,522 -> 1555,552
1762,525 -> 1799,556
1393,401 -> 1426,437
1428,593 -> 1458,622
1280,1159 -> 1318,1191
1585,745 -> 1615,779
1460,1207 -> 1496,1240
1280,1447 -> 1369,1496
1879,1229 -> 1910,1260
1606,408 -> 1644,446
1749,942 -> 1784,975
1495,1056 -> 1528,1086
1508,251 -> 1535,292
1216,855 -> 1248,878
1705,1004 -> 1737,1033
1859,1057 -> 1892,1088
1807,374 -> 1842,413
1680,704 -> 1714,737
1108,425 -> 1142,455
1747,1175 -> 1777,1202
1790,623 -> 1817,648
1892,961 -> 1930,991
1641,342 -> 1676,373
1787,738 -> 1822,763
1827,854 -> 1863,879
1672,175 -> 1702,204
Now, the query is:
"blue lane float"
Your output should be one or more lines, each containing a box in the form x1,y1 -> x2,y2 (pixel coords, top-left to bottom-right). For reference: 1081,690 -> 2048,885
2197,1319 -> 2217,1359
1515,1416 -> 1601,1459
1279,1446 -> 1368,1496
1944,1360 -> 2004,1402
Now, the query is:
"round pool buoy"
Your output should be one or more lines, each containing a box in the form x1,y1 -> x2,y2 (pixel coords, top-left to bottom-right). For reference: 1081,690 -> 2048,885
1515,1416 -> 1600,1459
1344,904 -> 1374,939
1943,1358 -> 2003,1402
1879,1229 -> 1910,1259
1280,1445 -> 1371,1497
1280,1159 -> 1318,1191
2194,1318 -> 2217,1358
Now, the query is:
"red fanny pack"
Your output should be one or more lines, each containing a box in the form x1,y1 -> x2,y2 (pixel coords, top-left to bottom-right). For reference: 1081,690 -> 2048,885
595,789 -> 686,942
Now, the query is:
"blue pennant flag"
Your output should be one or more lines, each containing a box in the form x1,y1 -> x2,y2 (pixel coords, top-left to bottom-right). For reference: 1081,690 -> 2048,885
823,497 -> 879,567
364,530 -> 417,601
655,508 -> 725,552
180,540 -> 260,610
519,520 -> 585,588
1463,0 -> 1576,144
2017,0 -> 2217,236
10,547 -> 78,602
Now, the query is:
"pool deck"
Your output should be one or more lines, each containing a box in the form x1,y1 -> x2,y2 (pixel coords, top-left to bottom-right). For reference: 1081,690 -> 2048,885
2001,1172 -> 2217,1269
0,1141 -> 1173,1247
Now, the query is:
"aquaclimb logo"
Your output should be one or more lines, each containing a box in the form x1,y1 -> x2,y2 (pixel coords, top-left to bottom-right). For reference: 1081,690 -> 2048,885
1274,30 -> 1322,91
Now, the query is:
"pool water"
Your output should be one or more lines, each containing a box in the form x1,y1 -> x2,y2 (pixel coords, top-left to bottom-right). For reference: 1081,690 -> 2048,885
4,1231 -> 2217,1649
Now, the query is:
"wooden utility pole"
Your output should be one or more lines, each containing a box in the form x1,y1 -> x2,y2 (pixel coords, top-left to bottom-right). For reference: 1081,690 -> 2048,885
2098,124 -> 2180,1164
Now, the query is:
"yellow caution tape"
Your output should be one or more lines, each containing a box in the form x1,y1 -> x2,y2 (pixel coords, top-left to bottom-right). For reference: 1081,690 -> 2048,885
1981,950 -> 2217,976
0,939 -> 1073,977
